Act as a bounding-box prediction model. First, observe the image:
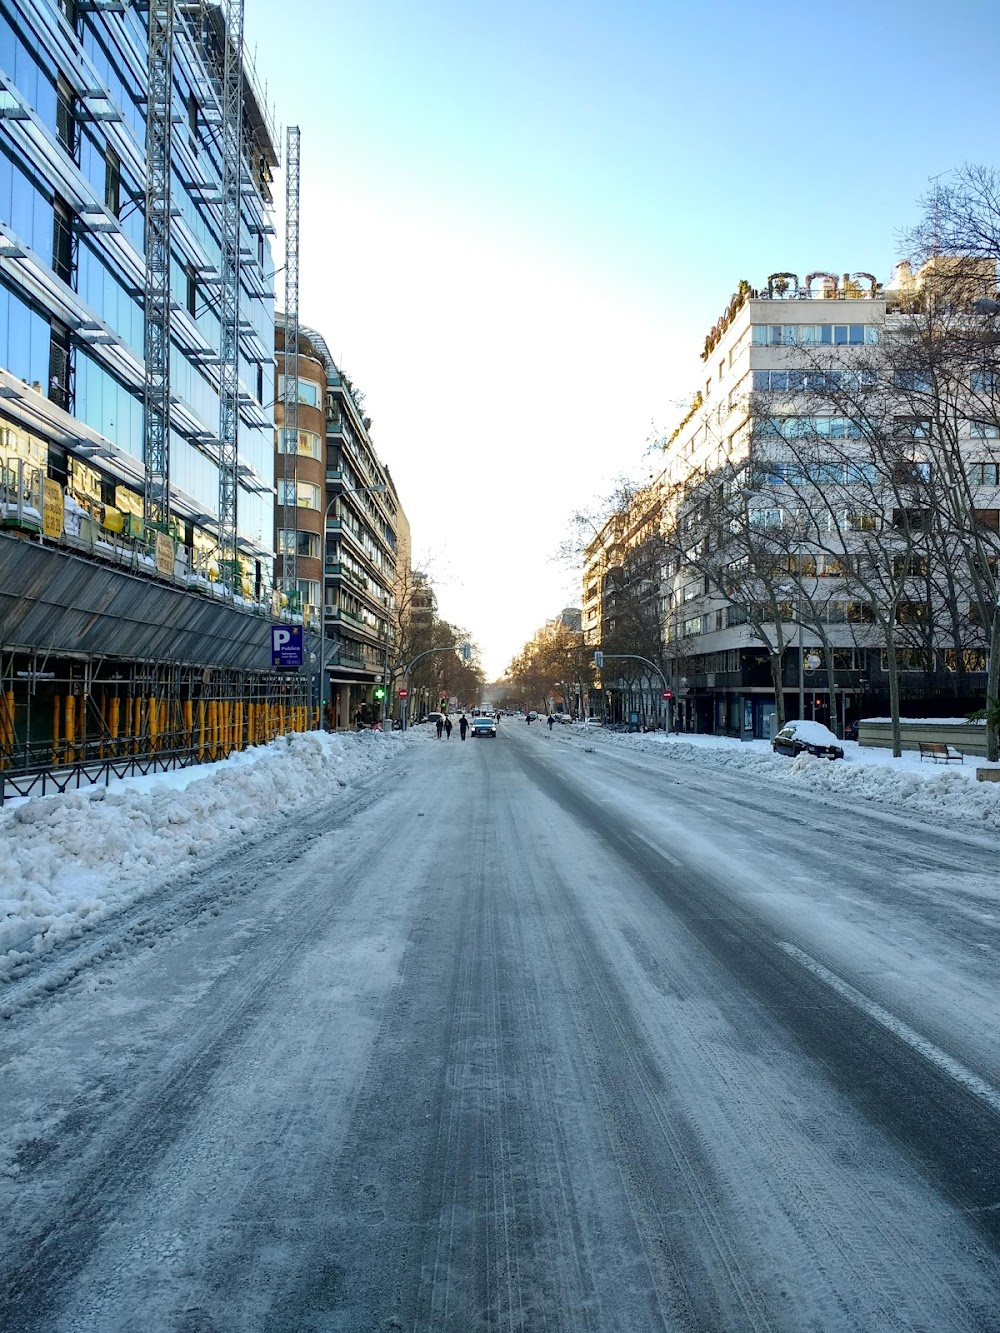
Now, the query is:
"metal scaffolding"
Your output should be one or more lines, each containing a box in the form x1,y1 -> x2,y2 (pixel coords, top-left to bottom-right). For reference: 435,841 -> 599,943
216,0 -> 246,588
281,125 -> 301,596
142,0 -> 175,529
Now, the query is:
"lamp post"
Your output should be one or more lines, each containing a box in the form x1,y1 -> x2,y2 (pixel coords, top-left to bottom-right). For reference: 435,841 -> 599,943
317,482 -> 387,728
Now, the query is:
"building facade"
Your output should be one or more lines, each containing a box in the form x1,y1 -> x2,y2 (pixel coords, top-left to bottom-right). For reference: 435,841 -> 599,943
653,264 -> 998,737
275,321 -> 408,728
0,2 -> 314,788
0,0 -> 278,587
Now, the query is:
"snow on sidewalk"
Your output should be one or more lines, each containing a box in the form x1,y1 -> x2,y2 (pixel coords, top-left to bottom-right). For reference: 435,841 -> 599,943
0,729 -> 408,980
564,725 -> 1000,834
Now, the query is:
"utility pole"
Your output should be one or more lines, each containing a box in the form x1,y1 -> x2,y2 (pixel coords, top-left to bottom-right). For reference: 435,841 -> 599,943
142,0 -> 174,531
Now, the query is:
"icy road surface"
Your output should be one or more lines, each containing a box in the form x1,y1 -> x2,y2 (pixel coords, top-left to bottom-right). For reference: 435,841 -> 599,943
2,723 -> 1000,1331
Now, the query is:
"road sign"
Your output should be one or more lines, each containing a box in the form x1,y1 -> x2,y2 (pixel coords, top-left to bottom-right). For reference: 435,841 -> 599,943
271,624 -> 303,668
398,687 -> 409,699
593,650 -> 604,669
663,689 -> 673,700
461,642 -> 471,662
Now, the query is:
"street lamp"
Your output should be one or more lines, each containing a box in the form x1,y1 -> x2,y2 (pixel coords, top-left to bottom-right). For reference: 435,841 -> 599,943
317,482 -> 387,728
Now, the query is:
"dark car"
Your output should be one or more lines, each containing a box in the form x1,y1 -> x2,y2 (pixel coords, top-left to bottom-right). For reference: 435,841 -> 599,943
772,720 -> 844,761
844,719 -> 859,742
471,717 -> 498,738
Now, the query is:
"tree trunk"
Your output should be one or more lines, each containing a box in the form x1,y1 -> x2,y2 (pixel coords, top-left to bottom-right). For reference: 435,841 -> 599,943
884,634 -> 902,758
987,604 -> 1000,762
769,651 -> 786,731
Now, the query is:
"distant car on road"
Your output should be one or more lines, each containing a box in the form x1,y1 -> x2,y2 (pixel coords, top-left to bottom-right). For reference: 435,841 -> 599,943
424,711 -> 445,726
471,716 -> 498,738
527,711 -> 538,721
558,714 -> 574,724
772,720 -> 844,761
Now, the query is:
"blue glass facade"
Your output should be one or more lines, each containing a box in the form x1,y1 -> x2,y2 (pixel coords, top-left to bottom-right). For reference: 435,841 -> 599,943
0,0 -> 277,560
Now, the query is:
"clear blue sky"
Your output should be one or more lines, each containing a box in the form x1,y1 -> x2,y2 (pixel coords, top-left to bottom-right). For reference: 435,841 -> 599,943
246,0 -> 1000,676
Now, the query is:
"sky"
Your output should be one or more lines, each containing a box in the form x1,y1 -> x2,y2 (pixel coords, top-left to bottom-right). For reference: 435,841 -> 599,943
243,0 -> 1000,678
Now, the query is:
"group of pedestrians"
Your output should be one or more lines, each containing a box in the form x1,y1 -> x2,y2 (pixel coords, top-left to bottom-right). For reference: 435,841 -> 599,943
435,714 -> 471,740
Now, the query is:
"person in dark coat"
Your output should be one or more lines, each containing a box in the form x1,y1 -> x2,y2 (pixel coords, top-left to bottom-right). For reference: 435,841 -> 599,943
444,716 -> 453,739
459,714 -> 469,740
547,714 -> 555,730
436,716 -> 444,739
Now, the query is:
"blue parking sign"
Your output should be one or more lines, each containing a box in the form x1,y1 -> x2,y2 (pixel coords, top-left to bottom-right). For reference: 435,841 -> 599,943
271,624 -> 303,668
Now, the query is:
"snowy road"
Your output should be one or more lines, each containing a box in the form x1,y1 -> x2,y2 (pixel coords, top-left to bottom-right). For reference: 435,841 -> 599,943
2,722 -> 1000,1331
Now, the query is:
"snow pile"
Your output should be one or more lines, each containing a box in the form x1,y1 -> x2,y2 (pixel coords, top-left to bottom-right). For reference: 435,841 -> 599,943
572,728 -> 1000,833
0,729 -> 407,979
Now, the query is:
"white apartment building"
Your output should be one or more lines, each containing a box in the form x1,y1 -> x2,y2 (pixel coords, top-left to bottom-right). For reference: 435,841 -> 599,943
656,265 -> 998,738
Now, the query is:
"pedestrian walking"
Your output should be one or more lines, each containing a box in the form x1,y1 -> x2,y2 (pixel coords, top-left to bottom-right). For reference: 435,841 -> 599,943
444,716 -> 453,739
459,714 -> 469,740
547,714 -> 555,731
436,716 -> 444,739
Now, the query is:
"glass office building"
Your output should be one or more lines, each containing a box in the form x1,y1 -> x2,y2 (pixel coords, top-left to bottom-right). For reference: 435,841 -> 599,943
0,0 -> 277,583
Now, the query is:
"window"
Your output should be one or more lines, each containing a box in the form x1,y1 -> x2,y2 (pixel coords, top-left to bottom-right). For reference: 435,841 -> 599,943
727,605 -> 748,627
944,648 -> 988,672
893,369 -> 932,393
882,649 -> 930,672
683,615 -> 703,637
832,649 -> 856,670
719,360 -> 725,381
749,508 -> 783,528
970,421 -> 1000,438
256,363 -> 264,404
277,376 -> 320,408
56,75 -> 77,159
753,369 -> 876,392
971,370 -> 997,394
277,479 -> 321,510
756,416 -> 861,441
187,92 -> 198,138
893,554 -> 929,577
104,147 -> 121,218
847,602 -> 874,624
276,428 -> 322,459
278,529 -> 321,559
715,609 -> 724,630
48,321 -> 71,411
52,197 -> 74,284
185,264 -> 197,318
891,507 -> 932,530
751,323 -> 877,346
968,462 -> 1000,486
974,509 -> 1000,532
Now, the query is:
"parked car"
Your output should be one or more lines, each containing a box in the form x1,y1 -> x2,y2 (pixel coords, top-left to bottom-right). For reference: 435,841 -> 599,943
559,714 -> 574,724
844,719 -> 859,742
424,711 -> 445,725
772,720 -> 844,761
471,716 -> 498,738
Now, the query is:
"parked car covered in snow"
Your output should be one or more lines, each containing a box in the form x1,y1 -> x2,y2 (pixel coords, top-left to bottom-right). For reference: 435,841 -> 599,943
772,720 -> 845,761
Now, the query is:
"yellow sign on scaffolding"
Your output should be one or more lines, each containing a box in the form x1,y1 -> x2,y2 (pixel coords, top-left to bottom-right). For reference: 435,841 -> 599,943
42,479 -> 64,538
155,531 -> 174,577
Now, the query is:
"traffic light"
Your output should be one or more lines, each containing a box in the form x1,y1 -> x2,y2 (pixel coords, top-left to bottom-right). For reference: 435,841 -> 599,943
439,695 -> 447,708
373,687 -> 385,701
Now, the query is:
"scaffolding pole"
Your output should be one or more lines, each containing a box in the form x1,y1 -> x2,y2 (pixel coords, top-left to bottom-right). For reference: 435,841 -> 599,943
216,0 -> 246,589
142,0 -> 175,529
281,125 -> 301,596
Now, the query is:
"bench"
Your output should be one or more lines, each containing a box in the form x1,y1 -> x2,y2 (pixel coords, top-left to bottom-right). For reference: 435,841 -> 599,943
919,741 -> 964,764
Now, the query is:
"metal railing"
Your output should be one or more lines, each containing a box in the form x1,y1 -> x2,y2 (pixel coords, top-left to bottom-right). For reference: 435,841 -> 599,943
0,742 -> 212,806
